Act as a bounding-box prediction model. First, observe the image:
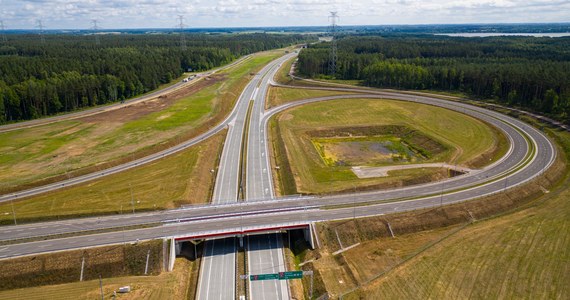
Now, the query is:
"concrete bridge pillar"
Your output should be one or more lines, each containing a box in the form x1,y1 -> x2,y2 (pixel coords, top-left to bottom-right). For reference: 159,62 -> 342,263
303,223 -> 318,250
168,237 -> 176,272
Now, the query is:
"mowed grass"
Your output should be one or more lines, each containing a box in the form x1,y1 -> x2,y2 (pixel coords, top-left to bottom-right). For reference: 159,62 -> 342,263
0,50 -> 284,193
0,131 -> 225,224
266,86 -> 356,109
0,257 -> 195,300
271,98 -> 506,194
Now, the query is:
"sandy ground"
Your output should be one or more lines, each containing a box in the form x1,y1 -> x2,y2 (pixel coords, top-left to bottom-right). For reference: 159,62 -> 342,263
352,163 -> 473,178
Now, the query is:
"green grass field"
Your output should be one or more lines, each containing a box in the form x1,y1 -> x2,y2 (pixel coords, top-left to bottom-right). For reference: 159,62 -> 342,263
270,98 -> 507,194
0,50 -> 284,193
266,86 -> 356,109
0,131 -> 225,224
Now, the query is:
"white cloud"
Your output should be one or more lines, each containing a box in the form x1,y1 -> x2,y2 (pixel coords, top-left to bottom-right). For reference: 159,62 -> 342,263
0,0 -> 568,29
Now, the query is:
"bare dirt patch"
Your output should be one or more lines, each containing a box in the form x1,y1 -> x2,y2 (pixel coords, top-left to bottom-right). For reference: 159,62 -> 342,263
80,75 -> 225,123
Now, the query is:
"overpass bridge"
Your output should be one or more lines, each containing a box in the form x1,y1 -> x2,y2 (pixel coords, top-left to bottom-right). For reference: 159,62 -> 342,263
167,222 -> 318,272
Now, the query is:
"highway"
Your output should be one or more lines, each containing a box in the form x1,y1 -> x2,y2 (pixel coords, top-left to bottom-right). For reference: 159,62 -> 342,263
197,52 -> 296,299
0,53 -> 560,300
0,86 -> 557,243
0,87 -> 556,245
245,55 -> 293,299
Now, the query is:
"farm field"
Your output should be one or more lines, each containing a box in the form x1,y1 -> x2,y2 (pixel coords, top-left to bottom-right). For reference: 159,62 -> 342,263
0,131 -> 225,224
0,50 -> 284,194
270,98 -> 508,194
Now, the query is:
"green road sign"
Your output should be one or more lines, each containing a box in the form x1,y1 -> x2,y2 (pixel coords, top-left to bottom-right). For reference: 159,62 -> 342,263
279,271 -> 303,280
250,273 -> 279,281
250,271 -> 304,281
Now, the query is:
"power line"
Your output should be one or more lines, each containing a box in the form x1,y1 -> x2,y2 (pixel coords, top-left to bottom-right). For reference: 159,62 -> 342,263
90,19 -> 101,45
177,15 -> 187,51
0,20 -> 6,43
328,12 -> 339,76
36,19 -> 45,44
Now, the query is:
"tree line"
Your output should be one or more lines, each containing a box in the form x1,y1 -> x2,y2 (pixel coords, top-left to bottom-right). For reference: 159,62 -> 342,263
297,35 -> 570,123
0,33 -> 311,123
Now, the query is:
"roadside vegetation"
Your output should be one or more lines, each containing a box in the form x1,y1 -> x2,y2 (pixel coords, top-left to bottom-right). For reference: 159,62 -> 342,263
269,98 -> 507,195
0,257 -> 194,300
266,86 -> 356,109
0,240 -> 164,291
0,131 -> 225,224
297,35 -> 570,125
0,50 -> 284,193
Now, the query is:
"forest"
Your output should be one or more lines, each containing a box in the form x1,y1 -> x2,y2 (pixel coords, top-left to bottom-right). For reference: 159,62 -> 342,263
297,35 -> 570,123
0,33 -> 311,123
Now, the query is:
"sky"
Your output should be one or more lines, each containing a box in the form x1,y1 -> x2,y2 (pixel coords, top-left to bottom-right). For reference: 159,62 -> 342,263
1,0 -> 570,30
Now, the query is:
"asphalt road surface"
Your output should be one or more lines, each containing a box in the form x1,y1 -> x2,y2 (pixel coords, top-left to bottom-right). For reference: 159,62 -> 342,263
246,55 -> 294,299
198,52 -> 296,300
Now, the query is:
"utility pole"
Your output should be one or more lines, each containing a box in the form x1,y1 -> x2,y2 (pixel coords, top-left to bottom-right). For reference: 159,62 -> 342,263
36,20 -> 45,44
328,12 -> 339,76
177,15 -> 186,51
0,21 -> 7,43
440,180 -> 445,207
130,184 -> 135,213
10,195 -> 17,225
99,274 -> 104,300
91,19 -> 101,45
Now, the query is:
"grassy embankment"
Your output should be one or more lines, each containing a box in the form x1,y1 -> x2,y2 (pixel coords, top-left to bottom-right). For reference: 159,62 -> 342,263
0,50 -> 284,194
0,240 -> 164,291
0,257 -> 196,300
269,98 -> 508,195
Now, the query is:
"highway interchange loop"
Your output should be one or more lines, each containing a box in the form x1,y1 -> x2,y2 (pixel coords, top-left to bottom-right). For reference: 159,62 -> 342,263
0,53 -> 558,263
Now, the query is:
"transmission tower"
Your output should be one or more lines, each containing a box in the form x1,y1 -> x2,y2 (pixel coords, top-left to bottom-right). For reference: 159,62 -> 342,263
0,21 -> 6,43
328,12 -> 339,76
177,15 -> 187,51
90,19 -> 101,45
36,19 -> 45,44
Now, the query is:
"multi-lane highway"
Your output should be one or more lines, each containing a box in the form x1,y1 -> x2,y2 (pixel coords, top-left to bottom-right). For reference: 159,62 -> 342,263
245,55 -> 294,299
0,51 -> 561,300
197,52 -> 296,299
0,84 -> 556,246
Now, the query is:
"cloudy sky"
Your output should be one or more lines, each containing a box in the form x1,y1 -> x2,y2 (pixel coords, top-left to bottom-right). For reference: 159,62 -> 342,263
1,0 -> 569,29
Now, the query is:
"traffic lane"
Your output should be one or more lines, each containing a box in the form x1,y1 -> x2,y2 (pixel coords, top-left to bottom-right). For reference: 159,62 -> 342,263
213,76 -> 259,203
197,238 -> 236,300
247,234 -> 289,300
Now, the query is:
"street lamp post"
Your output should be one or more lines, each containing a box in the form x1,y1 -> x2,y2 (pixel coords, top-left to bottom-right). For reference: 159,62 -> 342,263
11,195 -> 17,225
440,180 -> 445,207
